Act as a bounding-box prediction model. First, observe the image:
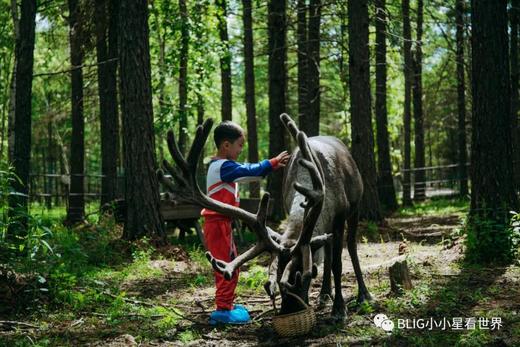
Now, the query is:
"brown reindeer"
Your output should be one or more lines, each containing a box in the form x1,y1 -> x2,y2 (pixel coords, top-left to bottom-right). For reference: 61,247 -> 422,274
157,114 -> 370,319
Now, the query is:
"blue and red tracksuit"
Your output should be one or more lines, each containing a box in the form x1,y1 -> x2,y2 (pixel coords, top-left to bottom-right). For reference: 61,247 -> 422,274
202,158 -> 276,310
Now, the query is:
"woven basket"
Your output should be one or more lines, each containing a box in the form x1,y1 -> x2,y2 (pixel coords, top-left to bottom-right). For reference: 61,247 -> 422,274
272,292 -> 316,337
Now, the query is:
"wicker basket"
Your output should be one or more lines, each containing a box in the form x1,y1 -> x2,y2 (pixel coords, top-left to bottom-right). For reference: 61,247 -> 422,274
272,292 -> 316,337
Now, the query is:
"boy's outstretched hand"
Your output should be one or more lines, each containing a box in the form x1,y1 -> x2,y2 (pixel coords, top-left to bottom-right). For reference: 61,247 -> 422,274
270,151 -> 291,170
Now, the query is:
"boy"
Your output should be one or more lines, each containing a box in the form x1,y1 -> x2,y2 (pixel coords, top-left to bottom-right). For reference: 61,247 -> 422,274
203,121 -> 290,325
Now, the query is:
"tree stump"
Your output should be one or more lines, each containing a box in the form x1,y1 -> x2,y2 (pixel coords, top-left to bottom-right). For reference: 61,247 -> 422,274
389,260 -> 413,295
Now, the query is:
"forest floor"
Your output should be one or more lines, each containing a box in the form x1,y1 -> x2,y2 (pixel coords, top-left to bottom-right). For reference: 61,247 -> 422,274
1,198 -> 519,346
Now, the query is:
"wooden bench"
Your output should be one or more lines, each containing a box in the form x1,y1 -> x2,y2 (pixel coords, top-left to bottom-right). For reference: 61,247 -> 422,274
159,198 -> 273,246
104,198 -> 271,246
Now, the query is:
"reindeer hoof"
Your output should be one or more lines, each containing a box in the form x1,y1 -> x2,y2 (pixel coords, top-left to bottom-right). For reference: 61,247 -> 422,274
331,307 -> 347,322
317,293 -> 332,309
357,291 -> 373,304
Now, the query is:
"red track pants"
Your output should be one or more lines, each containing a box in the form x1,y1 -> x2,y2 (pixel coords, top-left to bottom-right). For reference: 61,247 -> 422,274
203,217 -> 239,310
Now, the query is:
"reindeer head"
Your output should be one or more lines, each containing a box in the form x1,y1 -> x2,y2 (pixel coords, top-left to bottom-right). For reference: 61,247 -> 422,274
157,114 -> 330,314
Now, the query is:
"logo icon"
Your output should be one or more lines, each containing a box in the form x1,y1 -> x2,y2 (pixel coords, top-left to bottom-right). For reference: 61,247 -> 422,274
374,313 -> 394,332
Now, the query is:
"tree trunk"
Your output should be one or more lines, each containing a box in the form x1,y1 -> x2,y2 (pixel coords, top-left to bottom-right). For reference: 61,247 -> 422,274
150,0 -> 168,138
389,260 -> 413,295
242,0 -> 260,198
267,0 -> 287,222
375,0 -> 398,212
511,0 -> 520,188
7,0 -> 20,164
401,0 -> 413,206
469,0 -> 518,263
8,0 -> 36,235
296,0 -> 308,135
456,0 -> 468,197
178,0 -> 189,154
413,0 -> 425,201
119,0 -> 165,242
66,0 -> 85,224
0,47 -> 13,163
46,119 -> 54,209
306,0 -> 321,137
348,0 -> 382,221
216,0 -> 232,121
96,0 -> 119,206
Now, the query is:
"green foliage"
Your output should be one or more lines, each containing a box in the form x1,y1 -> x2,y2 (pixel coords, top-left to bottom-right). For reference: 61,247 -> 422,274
465,210 -> 520,264
237,263 -> 267,293
0,164 -> 58,264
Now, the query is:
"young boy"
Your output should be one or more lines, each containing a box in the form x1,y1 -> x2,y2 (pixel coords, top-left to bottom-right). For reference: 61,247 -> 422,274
203,121 -> 290,325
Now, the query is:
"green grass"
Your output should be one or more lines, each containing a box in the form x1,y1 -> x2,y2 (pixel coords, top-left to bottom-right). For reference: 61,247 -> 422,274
396,197 -> 469,217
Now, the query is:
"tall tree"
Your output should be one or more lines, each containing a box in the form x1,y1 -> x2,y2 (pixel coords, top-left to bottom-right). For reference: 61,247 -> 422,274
7,0 -> 20,163
119,0 -> 165,242
469,0 -> 518,263
348,0 -> 382,221
95,0 -> 119,206
296,0 -> 309,134
66,0 -> 85,224
178,0 -> 189,154
242,0 -> 260,198
267,0 -> 287,222
374,0 -> 398,212
412,0 -> 425,201
401,0 -> 413,206
511,0 -> 520,186
8,0 -> 36,233
216,0 -> 232,121
306,0 -> 321,136
456,0 -> 468,197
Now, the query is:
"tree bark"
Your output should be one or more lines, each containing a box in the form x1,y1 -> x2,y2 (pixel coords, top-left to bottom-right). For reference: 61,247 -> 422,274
242,0 -> 260,198
66,0 -> 85,224
8,0 -> 36,234
96,0 -> 119,206
305,0 -> 321,137
178,0 -> 189,154
267,0 -> 287,222
413,0 -> 425,201
469,0 -> 518,263
216,0 -> 232,121
456,0 -> 468,197
375,0 -> 398,212
401,0 -> 413,206
348,0 -> 382,221
119,0 -> 165,242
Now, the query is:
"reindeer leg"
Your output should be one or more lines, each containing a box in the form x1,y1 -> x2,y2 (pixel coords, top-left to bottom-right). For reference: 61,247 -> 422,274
331,216 -> 346,319
318,239 -> 332,307
346,209 -> 372,304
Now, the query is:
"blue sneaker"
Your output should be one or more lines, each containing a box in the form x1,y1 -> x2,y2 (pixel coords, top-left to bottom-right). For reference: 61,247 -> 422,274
209,307 -> 251,325
233,304 -> 248,313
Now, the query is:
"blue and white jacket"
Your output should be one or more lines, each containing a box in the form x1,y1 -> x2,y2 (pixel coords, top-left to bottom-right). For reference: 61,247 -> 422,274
201,158 -> 275,218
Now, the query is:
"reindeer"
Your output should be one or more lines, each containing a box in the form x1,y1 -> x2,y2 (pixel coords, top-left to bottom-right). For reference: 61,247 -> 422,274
157,114 -> 371,319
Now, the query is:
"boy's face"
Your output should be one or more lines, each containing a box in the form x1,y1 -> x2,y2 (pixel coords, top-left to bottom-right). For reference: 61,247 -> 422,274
223,135 -> 245,160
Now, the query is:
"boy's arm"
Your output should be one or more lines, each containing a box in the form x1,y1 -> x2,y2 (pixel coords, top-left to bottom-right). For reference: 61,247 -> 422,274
220,160 -> 274,183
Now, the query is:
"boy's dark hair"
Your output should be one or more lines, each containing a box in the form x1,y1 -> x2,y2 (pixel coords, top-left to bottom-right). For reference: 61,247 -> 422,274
214,121 -> 244,148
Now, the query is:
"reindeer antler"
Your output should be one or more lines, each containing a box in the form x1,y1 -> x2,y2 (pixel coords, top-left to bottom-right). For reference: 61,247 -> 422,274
157,119 -> 285,280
